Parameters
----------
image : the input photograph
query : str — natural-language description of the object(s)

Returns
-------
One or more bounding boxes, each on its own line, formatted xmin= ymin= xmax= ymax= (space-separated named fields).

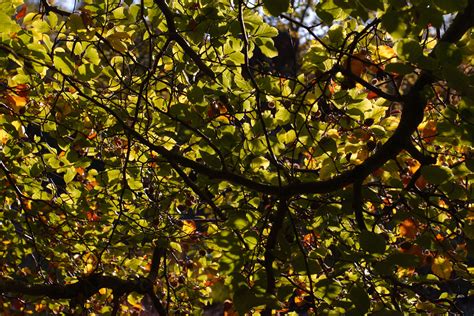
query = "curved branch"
xmin=0 ymin=274 xmax=167 ymax=315
xmin=8 ymin=0 xmax=473 ymax=199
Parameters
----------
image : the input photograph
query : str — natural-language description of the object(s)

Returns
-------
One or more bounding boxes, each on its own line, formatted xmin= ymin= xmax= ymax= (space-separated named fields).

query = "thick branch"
xmin=0 ymin=275 xmax=166 ymax=315
xmin=8 ymin=0 xmax=473 ymax=199
xmin=405 ymin=142 xmax=436 ymax=166
xmin=1 ymin=275 xmax=140 ymax=299
xmin=148 ymin=246 xmax=165 ymax=281
xmin=262 ymin=199 xmax=288 ymax=314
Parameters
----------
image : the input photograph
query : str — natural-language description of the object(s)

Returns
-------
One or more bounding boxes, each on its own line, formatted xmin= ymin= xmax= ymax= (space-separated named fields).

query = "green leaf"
xmin=229 ymin=213 xmax=249 ymax=230
xmin=277 ymin=130 xmax=296 ymax=145
xmin=349 ymin=285 xmax=370 ymax=314
xmin=250 ymin=156 xmax=270 ymax=171
xmin=316 ymin=0 xmax=347 ymax=23
xmin=394 ymin=39 xmax=423 ymax=62
xmin=256 ymin=37 xmax=278 ymax=58
xmin=84 ymin=46 xmax=101 ymax=65
xmin=107 ymin=32 xmax=130 ymax=53
xmin=64 ymin=167 xmax=77 ymax=184
xmin=53 ymin=53 xmax=75 ymax=76
xmin=327 ymin=24 xmax=344 ymax=45
xmin=435 ymin=42 xmax=462 ymax=66
xmin=263 ymin=0 xmax=290 ymax=16
xmin=381 ymin=10 xmax=407 ymax=39
xmin=387 ymin=253 xmax=420 ymax=268
xmin=420 ymin=165 xmax=453 ymax=185
xmin=464 ymin=222 xmax=474 ymax=239
xmin=358 ymin=0 xmax=383 ymax=11
xmin=385 ymin=62 xmax=414 ymax=75
xmin=253 ymin=23 xmax=279 ymax=38
xmin=359 ymin=232 xmax=386 ymax=254
xmin=0 ymin=13 xmax=20 ymax=36
xmin=441 ymin=65 xmax=470 ymax=92
xmin=433 ymin=0 xmax=467 ymax=12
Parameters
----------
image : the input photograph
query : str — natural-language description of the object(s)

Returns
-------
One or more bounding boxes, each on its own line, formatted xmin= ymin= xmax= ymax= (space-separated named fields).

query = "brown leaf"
xmin=399 ymin=218 xmax=418 ymax=239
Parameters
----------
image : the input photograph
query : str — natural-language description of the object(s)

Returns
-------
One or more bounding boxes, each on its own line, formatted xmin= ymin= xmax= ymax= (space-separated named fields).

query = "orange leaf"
xmin=15 ymin=84 xmax=29 ymax=96
xmin=367 ymin=90 xmax=378 ymax=99
xmin=399 ymin=243 xmax=423 ymax=260
xmin=75 ymin=167 xmax=86 ymax=177
xmin=399 ymin=218 xmax=418 ymax=239
xmin=85 ymin=180 xmax=98 ymax=191
xmin=294 ymin=295 xmax=305 ymax=306
xmin=419 ymin=120 xmax=437 ymax=143
xmin=35 ymin=303 xmax=46 ymax=312
xmin=86 ymin=211 xmax=100 ymax=222
xmin=87 ymin=130 xmax=97 ymax=140
xmin=407 ymin=159 xmax=421 ymax=174
xmin=397 ymin=266 xmax=415 ymax=278
xmin=303 ymin=233 xmax=315 ymax=247
xmin=5 ymin=94 xmax=27 ymax=113
xmin=16 ymin=4 xmax=27 ymax=20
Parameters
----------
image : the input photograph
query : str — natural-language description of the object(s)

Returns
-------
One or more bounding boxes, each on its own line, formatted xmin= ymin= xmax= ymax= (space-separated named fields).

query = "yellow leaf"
xmin=397 ymin=266 xmax=415 ymax=278
xmin=377 ymin=45 xmax=397 ymax=60
xmin=182 ymin=220 xmax=196 ymax=235
xmin=35 ymin=303 xmax=46 ymax=312
xmin=83 ymin=252 xmax=97 ymax=264
xmin=431 ymin=256 xmax=453 ymax=279
xmin=83 ymin=252 xmax=98 ymax=275
xmin=127 ymin=293 xmax=144 ymax=310
xmin=84 ymin=263 xmax=95 ymax=275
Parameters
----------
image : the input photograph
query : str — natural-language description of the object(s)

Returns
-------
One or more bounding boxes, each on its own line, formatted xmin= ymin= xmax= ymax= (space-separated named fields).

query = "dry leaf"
xmin=399 ymin=218 xmax=418 ymax=239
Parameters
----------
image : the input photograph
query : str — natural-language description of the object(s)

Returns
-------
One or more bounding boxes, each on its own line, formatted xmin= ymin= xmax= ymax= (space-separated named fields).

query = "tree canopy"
xmin=1 ymin=0 xmax=474 ymax=314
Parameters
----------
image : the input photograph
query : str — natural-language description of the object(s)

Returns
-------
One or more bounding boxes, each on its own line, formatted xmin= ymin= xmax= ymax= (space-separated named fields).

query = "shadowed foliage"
xmin=1 ymin=0 xmax=474 ymax=314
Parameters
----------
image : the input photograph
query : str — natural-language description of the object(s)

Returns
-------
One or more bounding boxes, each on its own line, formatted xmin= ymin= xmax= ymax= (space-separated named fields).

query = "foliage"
xmin=0 ymin=0 xmax=474 ymax=314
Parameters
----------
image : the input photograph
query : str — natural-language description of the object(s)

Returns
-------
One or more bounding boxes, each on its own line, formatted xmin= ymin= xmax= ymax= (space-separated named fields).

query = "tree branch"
xmin=8 ymin=0 xmax=474 ymax=200
xmin=353 ymin=179 xmax=368 ymax=231
xmin=0 ymin=274 xmax=167 ymax=315
xmin=148 ymin=246 xmax=165 ymax=281
xmin=154 ymin=0 xmax=215 ymax=79
xmin=334 ymin=64 xmax=401 ymax=102
xmin=262 ymin=199 xmax=288 ymax=315
xmin=405 ymin=142 xmax=436 ymax=166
